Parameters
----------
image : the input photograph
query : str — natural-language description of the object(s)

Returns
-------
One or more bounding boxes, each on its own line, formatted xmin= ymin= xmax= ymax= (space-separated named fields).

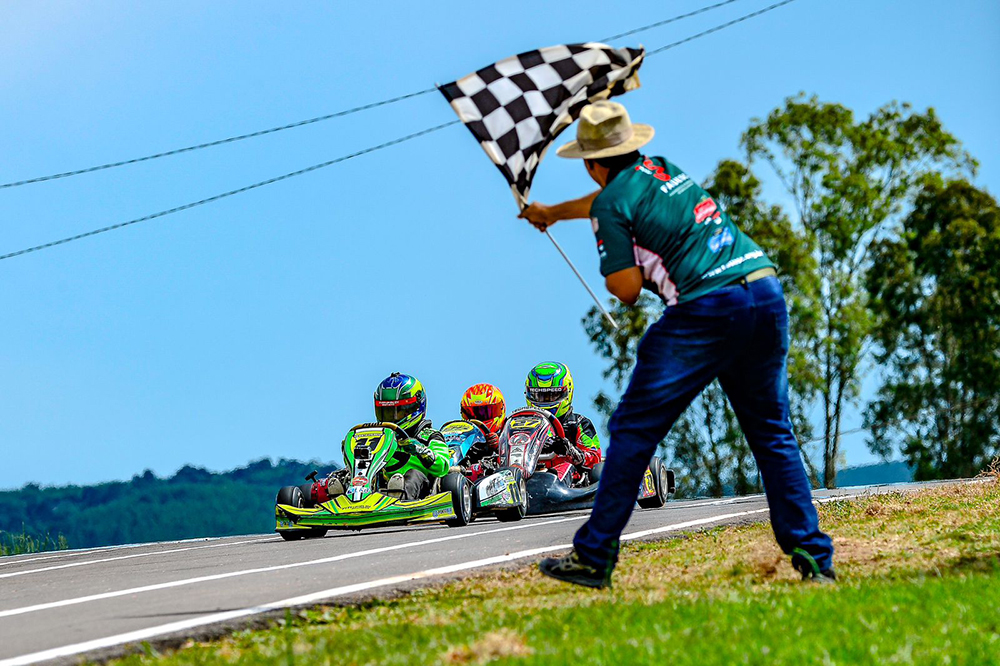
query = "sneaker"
xmin=791 ymin=548 xmax=837 ymax=584
xmin=539 ymin=550 xmax=611 ymax=589
xmin=327 ymin=478 xmax=346 ymax=497
xmin=386 ymin=473 xmax=405 ymax=499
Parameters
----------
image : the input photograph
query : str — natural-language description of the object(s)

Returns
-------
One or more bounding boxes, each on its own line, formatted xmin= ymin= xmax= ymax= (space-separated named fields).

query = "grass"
xmin=112 ymin=472 xmax=1000 ymax=666
xmin=0 ymin=528 xmax=69 ymax=556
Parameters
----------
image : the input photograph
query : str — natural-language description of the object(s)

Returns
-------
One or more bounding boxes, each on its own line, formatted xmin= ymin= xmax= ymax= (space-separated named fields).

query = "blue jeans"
xmin=573 ymin=276 xmax=834 ymax=572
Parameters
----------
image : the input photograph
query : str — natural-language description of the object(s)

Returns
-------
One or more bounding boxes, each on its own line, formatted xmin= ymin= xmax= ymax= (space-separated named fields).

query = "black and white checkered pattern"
xmin=440 ymin=43 xmax=644 ymax=207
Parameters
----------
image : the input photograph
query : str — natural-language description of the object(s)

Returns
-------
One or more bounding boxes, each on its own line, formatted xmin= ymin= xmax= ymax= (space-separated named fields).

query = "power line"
xmin=0 ymin=88 xmax=437 ymax=190
xmin=0 ymin=0 xmax=802 ymax=262
xmin=0 ymin=121 xmax=458 ymax=262
xmin=599 ymin=0 xmax=745 ymax=41
xmin=1 ymin=0 xmax=750 ymax=191
xmin=647 ymin=0 xmax=801 ymax=55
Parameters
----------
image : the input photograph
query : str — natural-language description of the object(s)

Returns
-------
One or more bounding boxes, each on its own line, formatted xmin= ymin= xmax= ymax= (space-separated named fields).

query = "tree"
xmin=743 ymin=95 xmax=973 ymax=486
xmin=865 ymin=178 xmax=1000 ymax=479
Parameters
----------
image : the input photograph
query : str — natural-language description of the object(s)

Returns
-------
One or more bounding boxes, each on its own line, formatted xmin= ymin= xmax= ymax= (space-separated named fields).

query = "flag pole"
xmin=543 ymin=228 xmax=619 ymax=329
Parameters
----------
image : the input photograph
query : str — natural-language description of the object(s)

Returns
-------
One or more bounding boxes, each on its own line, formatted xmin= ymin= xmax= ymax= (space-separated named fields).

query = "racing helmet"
xmin=525 ymin=362 xmax=574 ymax=418
xmin=460 ymin=383 xmax=506 ymax=433
xmin=374 ymin=372 xmax=427 ymax=433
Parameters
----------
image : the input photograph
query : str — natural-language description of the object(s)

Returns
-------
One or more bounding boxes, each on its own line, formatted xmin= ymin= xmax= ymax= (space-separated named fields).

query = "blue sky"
xmin=1 ymin=0 xmax=997 ymax=489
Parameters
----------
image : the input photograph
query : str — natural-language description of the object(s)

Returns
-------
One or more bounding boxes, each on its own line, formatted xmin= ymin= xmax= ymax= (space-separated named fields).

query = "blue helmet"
xmin=374 ymin=372 xmax=427 ymax=433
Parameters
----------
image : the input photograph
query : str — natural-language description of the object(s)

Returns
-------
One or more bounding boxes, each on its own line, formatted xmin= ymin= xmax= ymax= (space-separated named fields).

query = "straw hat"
xmin=556 ymin=101 xmax=654 ymax=159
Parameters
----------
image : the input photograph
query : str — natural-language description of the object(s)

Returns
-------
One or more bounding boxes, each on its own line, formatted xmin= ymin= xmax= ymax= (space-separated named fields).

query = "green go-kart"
xmin=274 ymin=422 xmax=473 ymax=540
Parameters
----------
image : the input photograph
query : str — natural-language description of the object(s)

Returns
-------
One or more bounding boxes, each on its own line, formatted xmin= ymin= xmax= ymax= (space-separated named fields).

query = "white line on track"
xmin=0 ymin=538 xmax=276 ymax=580
xmin=0 ymin=507 xmax=769 ymax=666
xmin=0 ymin=514 xmax=588 ymax=620
xmin=0 ymin=534 xmax=272 ymax=567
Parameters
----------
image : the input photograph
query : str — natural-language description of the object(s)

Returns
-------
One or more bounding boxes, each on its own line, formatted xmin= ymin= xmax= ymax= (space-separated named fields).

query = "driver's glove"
xmin=568 ymin=445 xmax=585 ymax=466
xmin=485 ymin=431 xmax=499 ymax=450
xmin=552 ymin=436 xmax=571 ymax=454
xmin=401 ymin=439 xmax=437 ymax=466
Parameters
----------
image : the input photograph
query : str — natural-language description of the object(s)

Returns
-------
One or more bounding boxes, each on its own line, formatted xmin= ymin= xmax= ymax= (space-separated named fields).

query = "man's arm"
xmin=605 ymin=267 xmax=643 ymax=306
xmin=518 ymin=191 xmax=601 ymax=232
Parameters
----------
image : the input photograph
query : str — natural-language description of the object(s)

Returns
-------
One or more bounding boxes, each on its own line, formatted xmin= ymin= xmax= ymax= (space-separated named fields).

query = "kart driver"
xmin=312 ymin=372 xmax=452 ymax=502
xmin=458 ymin=383 xmax=506 ymax=481
xmin=524 ymin=362 xmax=602 ymax=485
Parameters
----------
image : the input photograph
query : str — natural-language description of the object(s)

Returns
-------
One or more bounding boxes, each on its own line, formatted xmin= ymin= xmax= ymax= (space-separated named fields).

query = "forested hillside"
xmin=0 ymin=458 xmax=335 ymax=550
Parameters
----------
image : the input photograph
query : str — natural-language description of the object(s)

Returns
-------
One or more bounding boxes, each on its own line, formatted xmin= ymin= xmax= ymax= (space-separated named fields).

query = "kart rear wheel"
xmin=495 ymin=470 xmax=527 ymax=522
xmin=276 ymin=485 xmax=328 ymax=540
xmin=441 ymin=472 xmax=473 ymax=527
xmin=637 ymin=457 xmax=670 ymax=509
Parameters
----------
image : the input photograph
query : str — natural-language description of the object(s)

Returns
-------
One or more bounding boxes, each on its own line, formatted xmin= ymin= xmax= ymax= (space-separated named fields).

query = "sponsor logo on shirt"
xmin=708 ymin=227 xmax=735 ymax=254
xmin=694 ymin=196 xmax=722 ymax=225
xmin=659 ymin=173 xmax=693 ymax=196
xmin=636 ymin=159 xmax=695 ymax=196
xmin=701 ymin=250 xmax=765 ymax=280
xmin=597 ymin=238 xmax=607 ymax=259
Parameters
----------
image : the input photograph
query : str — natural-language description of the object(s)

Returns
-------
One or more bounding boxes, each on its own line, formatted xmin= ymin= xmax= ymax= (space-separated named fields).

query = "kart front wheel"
xmin=276 ymin=485 xmax=328 ymax=540
xmin=495 ymin=469 xmax=527 ymax=522
xmin=441 ymin=472 xmax=473 ymax=527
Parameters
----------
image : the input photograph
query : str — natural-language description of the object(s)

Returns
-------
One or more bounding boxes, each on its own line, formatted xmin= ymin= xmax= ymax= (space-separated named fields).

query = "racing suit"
xmin=382 ymin=419 xmax=452 ymax=500
xmin=461 ymin=426 xmax=501 ymax=482
xmin=544 ymin=409 xmax=602 ymax=485
xmin=312 ymin=419 xmax=451 ymax=503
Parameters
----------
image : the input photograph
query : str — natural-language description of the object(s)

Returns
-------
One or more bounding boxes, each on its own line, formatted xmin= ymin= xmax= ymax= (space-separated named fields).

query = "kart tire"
xmin=495 ymin=470 xmax=527 ymax=523
xmin=588 ymin=461 xmax=605 ymax=485
xmin=637 ymin=457 xmax=670 ymax=509
xmin=298 ymin=483 xmax=316 ymax=507
xmin=276 ymin=486 xmax=327 ymax=540
xmin=442 ymin=472 xmax=473 ymax=527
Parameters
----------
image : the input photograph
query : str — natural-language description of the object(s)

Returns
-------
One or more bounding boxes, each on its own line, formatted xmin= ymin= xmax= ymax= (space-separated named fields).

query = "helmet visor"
xmin=375 ymin=396 xmax=420 ymax=425
xmin=462 ymin=403 xmax=504 ymax=424
xmin=526 ymin=385 xmax=568 ymax=407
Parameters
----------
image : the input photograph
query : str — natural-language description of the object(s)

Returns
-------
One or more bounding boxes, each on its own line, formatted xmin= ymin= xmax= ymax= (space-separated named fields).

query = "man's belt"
xmin=731 ymin=267 xmax=777 ymax=286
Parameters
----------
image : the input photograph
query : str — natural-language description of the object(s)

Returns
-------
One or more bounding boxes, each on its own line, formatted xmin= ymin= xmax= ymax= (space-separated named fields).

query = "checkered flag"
xmin=440 ymin=43 xmax=644 ymax=208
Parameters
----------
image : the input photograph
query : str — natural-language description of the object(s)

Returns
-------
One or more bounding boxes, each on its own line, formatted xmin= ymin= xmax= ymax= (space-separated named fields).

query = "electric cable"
xmin=0 ymin=89 xmax=437 ymax=190
xmin=0 ymin=121 xmax=458 ymax=262
xmin=1 ymin=0 xmax=752 ymax=191
xmin=0 ymin=0 xmax=804 ymax=262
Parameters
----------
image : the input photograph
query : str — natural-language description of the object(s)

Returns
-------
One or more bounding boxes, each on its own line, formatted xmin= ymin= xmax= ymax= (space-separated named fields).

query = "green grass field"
xmin=113 ymin=473 xmax=1000 ymax=665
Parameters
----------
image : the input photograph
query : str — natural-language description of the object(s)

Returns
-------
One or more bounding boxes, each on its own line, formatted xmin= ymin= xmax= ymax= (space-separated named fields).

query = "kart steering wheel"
xmin=509 ymin=407 xmax=566 ymax=439
xmin=464 ymin=419 xmax=492 ymax=439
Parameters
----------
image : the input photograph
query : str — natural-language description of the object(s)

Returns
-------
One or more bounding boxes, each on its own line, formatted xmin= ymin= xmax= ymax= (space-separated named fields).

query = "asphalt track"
xmin=0 ymin=481 xmax=950 ymax=665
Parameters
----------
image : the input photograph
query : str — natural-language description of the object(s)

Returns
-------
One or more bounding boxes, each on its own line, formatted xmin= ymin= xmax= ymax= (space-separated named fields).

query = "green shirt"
xmin=591 ymin=155 xmax=774 ymax=305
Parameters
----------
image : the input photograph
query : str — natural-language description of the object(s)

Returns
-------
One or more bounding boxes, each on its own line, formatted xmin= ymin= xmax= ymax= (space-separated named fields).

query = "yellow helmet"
xmin=525 ymin=362 xmax=574 ymax=418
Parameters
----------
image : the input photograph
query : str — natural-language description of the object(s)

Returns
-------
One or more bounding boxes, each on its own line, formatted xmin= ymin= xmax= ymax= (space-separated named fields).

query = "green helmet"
xmin=374 ymin=372 xmax=427 ymax=433
xmin=525 ymin=362 xmax=574 ymax=419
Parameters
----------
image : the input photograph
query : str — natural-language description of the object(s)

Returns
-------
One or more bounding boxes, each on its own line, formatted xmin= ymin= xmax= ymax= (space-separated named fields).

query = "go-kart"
xmin=440 ymin=418 xmax=527 ymax=522
xmin=472 ymin=407 xmax=675 ymax=519
xmin=274 ymin=421 xmax=473 ymax=540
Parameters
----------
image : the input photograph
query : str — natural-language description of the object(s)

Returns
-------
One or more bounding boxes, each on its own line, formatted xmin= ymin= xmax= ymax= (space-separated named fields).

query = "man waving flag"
xmin=440 ymin=43 xmax=644 ymax=327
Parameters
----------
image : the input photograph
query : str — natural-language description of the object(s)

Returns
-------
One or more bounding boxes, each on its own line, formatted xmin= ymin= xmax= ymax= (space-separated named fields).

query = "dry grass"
xmin=443 ymin=629 xmax=534 ymax=664
xmin=432 ymin=475 xmax=1000 ymax=607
